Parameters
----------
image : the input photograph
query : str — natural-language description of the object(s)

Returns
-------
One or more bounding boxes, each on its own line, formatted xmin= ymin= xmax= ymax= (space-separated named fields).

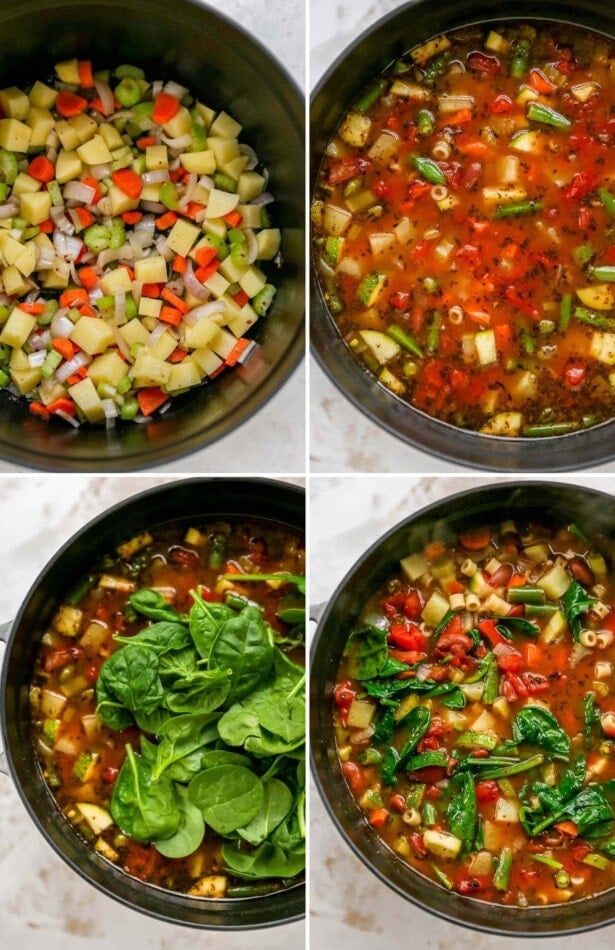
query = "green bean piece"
xmin=524 ymin=603 xmax=558 ymax=618
xmin=559 ymin=293 xmax=572 ymax=332
xmin=521 ymin=331 xmax=534 ymax=354
xmin=494 ymin=848 xmax=513 ymax=892
xmin=424 ymin=52 xmax=451 ymax=86
xmin=507 ymin=586 xmax=546 ymax=605
xmin=591 ymin=265 xmax=615 ymax=282
xmin=430 ymin=863 xmax=454 ymax=890
xmin=426 ymin=312 xmax=441 ymax=354
xmin=510 ymin=38 xmax=532 ymax=78
xmin=522 ymin=422 xmax=579 ymax=437
xmin=387 ymin=325 xmax=424 ymax=359
xmin=417 ymin=109 xmax=435 ymax=136
xmin=483 ymin=657 xmax=499 ymax=705
xmin=574 ymin=307 xmax=615 ymax=331
xmin=412 ymin=154 xmax=446 ymax=185
xmin=475 ymin=752 xmax=544 ymax=780
xmin=355 ymin=79 xmax=388 ymax=114
xmin=598 ymin=187 xmax=615 ymax=218
xmin=208 ymin=532 xmax=228 ymax=569
xmin=526 ymin=101 xmax=571 ymax=130
xmin=493 ymin=200 xmax=543 ymax=219
xmin=531 ymin=853 xmax=563 ymax=870
xmin=227 ymin=884 xmax=277 ymax=897
xmin=455 ymin=731 xmax=498 ymax=751
xmin=555 ymin=870 xmax=572 ymax=889
xmin=422 ymin=802 xmax=437 ymax=826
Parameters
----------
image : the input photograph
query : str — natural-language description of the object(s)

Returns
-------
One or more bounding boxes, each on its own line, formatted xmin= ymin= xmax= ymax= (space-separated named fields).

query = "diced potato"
xmin=76 ymin=134 xmax=113 ymax=165
xmin=180 ymin=150 xmax=216 ymax=175
xmin=55 ymin=120 xmax=81 ymax=151
xmin=400 ymin=552 xmax=428 ymax=581
xmin=423 ymin=829 xmax=462 ymax=859
xmin=119 ymin=319 xmax=149 ymax=349
xmin=3 ymin=266 xmax=29 ymax=297
xmin=26 ymin=107 xmax=55 ymax=148
xmin=55 ymin=148 xmax=82 ymax=184
xmin=410 ymin=34 xmax=451 ymax=64
xmin=192 ymin=345 xmax=224 ymax=376
xmin=208 ymin=326 xmax=237 ymax=360
xmin=94 ymin=837 xmax=119 ymax=862
xmin=20 ymin=190 xmax=52 ymax=226
xmin=29 ymin=80 xmax=57 ymax=110
xmin=368 ymin=132 xmax=400 ymax=162
xmin=237 ymin=171 xmax=265 ymax=202
xmin=393 ymin=694 xmax=419 ymax=722
xmin=98 ymin=574 xmax=136 ymax=592
xmin=480 ymin=412 xmax=523 ymax=436
xmin=55 ymin=58 xmax=80 ymax=84
xmin=40 ymin=689 xmax=67 ymax=718
xmin=99 ymin=266 xmax=133 ymax=297
xmin=421 ymin=590 xmax=450 ymax=627
xmin=589 ymin=331 xmax=615 ymax=365
xmin=145 ymin=144 xmax=169 ymax=170
xmin=188 ymin=875 xmax=228 ymax=897
xmin=68 ymin=112 xmax=98 ymax=145
xmin=75 ymin=802 xmax=113 ymax=834
xmin=206 ymin=188 xmax=240 ymax=219
xmin=162 ymin=105 xmax=192 ymax=139
xmin=324 ymin=204 xmax=352 ymax=237
xmin=203 ymin=271 xmax=230 ymax=298
xmin=107 ymin=184 xmax=139 ymax=216
xmin=166 ymin=218 xmax=201 ymax=257
xmin=52 ymin=604 xmax=83 ymax=637
xmin=207 ymin=136 xmax=240 ymax=166
xmin=0 ymin=307 xmax=36 ymax=348
xmin=68 ymin=377 xmax=106 ymax=423
xmin=98 ymin=122 xmax=124 ymax=150
xmin=0 ymin=87 xmax=29 ymax=120
xmin=184 ymin=317 xmax=219 ymax=350
xmin=256 ymin=228 xmax=281 ymax=260
xmin=88 ymin=351 xmax=129 ymax=388
xmin=194 ymin=102 xmax=216 ymax=129
xmin=238 ymin=266 xmax=267 ymax=298
xmin=134 ymin=255 xmax=168 ymax=285
xmin=130 ymin=349 xmax=171 ymax=388
xmin=70 ymin=317 xmax=115 ymax=355
xmin=347 ymin=699 xmax=375 ymax=729
xmin=117 ymin=532 xmax=153 ymax=559
xmin=358 ymin=329 xmax=400 ymax=364
xmin=339 ymin=112 xmax=372 ymax=148
xmin=14 ymin=242 xmax=38 ymax=277
xmin=0 ymin=118 xmax=31 ymax=152
xmin=209 ymin=110 xmax=242 ymax=139
xmin=219 ymin=255 xmax=248 ymax=284
xmin=236 ymin=204 xmax=262 ymax=229
xmin=166 ymin=357 xmax=203 ymax=393
xmin=138 ymin=296 xmax=163 ymax=319
xmin=538 ymin=562 xmax=571 ymax=600
xmin=577 ymin=285 xmax=614 ymax=310
xmin=227 ymin=303 xmax=258 ymax=338
xmin=390 ymin=80 xmax=431 ymax=99
xmin=494 ymin=797 xmax=520 ymax=823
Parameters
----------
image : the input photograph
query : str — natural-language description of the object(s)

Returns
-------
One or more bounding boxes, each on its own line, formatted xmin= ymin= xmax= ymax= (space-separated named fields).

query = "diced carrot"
xmin=141 ymin=283 xmax=162 ymax=298
xmin=29 ymin=401 xmax=50 ymax=421
xmin=79 ymin=303 xmax=97 ymax=318
xmin=466 ymin=309 xmax=491 ymax=327
xmin=136 ymin=136 xmax=156 ymax=150
xmin=80 ymin=176 xmax=102 ymax=203
xmin=446 ymin=108 xmax=473 ymax=125
xmin=77 ymin=60 xmax=95 ymax=89
xmin=51 ymin=338 xmax=76 ymax=360
xmin=225 ymin=338 xmax=250 ymax=367
xmin=424 ymin=540 xmax=446 ymax=561
xmin=155 ymin=210 xmax=177 ymax=230
xmin=112 ymin=168 xmax=142 ymax=200
xmin=78 ymin=266 xmax=99 ymax=290
xmin=18 ymin=302 xmax=45 ymax=315
xmin=225 ymin=562 xmax=242 ymax=574
xmin=369 ymin=808 xmax=389 ymax=828
xmin=38 ymin=218 xmax=54 ymax=233
xmin=172 ymin=254 xmax=186 ymax=274
xmin=56 ymin=90 xmax=88 ymax=117
xmin=494 ymin=323 xmax=513 ymax=348
xmin=195 ymin=260 xmax=220 ymax=283
xmin=167 ymin=347 xmax=188 ymax=364
xmin=121 ymin=210 xmax=142 ymax=225
xmin=529 ymin=68 xmax=556 ymax=94
xmin=161 ymin=287 xmax=189 ymax=313
xmin=59 ymin=287 xmax=89 ymax=309
xmin=27 ymin=155 xmax=55 ymax=183
xmin=169 ymin=166 xmax=187 ymax=183
xmin=459 ymin=140 xmax=489 ymax=156
xmin=223 ymin=210 xmax=243 ymax=228
xmin=67 ymin=367 xmax=88 ymax=385
xmin=501 ymin=242 xmax=519 ymax=260
xmin=159 ymin=305 xmax=182 ymax=326
xmin=445 ymin=578 xmax=466 ymax=595
xmin=183 ymin=201 xmax=205 ymax=220
xmin=232 ymin=289 xmax=250 ymax=308
xmin=152 ymin=91 xmax=180 ymax=124
xmin=507 ymin=574 xmax=527 ymax=588
xmin=554 ymin=820 xmax=579 ymax=837
xmin=459 ymin=528 xmax=491 ymax=551
xmin=88 ymin=97 xmax=105 ymax=114
xmin=523 ymin=642 xmax=542 ymax=668
xmin=194 ymin=245 xmax=218 ymax=267
xmin=137 ymin=387 xmax=169 ymax=416
xmin=47 ymin=397 xmax=76 ymax=416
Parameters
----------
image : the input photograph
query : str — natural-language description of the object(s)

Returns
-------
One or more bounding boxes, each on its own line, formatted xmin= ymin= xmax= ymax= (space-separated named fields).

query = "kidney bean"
xmin=342 ymin=761 xmax=366 ymax=796
xmin=569 ymin=557 xmax=594 ymax=587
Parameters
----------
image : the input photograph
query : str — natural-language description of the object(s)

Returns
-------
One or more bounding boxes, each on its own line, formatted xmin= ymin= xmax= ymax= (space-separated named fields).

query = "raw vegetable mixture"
xmin=313 ymin=22 xmax=615 ymax=436
xmin=0 ymin=58 xmax=280 ymax=426
xmin=334 ymin=518 xmax=615 ymax=906
xmin=31 ymin=520 xmax=305 ymax=897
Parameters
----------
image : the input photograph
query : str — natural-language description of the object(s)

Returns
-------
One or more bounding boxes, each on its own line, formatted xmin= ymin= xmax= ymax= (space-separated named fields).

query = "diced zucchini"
xmin=43 ymin=718 xmax=60 ymax=745
xmin=494 ymin=797 xmax=520 ymax=824
xmin=523 ymin=542 xmax=550 ymax=564
xmin=421 ymin=590 xmax=450 ymax=628
xmin=73 ymin=751 xmax=99 ymax=783
xmin=379 ymin=367 xmax=405 ymax=395
xmin=393 ymin=694 xmax=419 ymax=722
xmin=577 ymin=285 xmax=614 ymax=311
xmin=423 ymin=828 xmax=462 ymax=860
xmin=357 ymin=274 xmax=387 ymax=307
xmin=116 ymin=532 xmax=153 ymax=559
xmin=484 ymin=30 xmax=508 ymax=52
xmin=400 ymin=552 xmax=428 ymax=582
xmin=468 ymin=571 xmax=494 ymax=597
xmin=475 ymin=328 xmax=497 ymax=366
xmin=52 ymin=604 xmax=83 ymax=637
xmin=537 ymin=563 xmax=571 ymax=600
xmin=339 ymin=112 xmax=372 ymax=148
xmin=74 ymin=802 xmax=113 ymax=834
xmin=461 ymin=682 xmax=484 ymax=703
xmin=590 ymin=332 xmax=615 ymax=366
xmin=541 ymin=608 xmax=567 ymax=643
xmin=358 ymin=329 xmax=399 ymax=364
xmin=589 ymin=553 xmax=607 ymax=577
xmin=480 ymin=412 xmax=523 ymax=436
xmin=94 ymin=837 xmax=119 ymax=862
xmin=509 ymin=129 xmax=541 ymax=153
xmin=323 ymin=203 xmax=352 ymax=237
xmin=347 ymin=699 xmax=376 ymax=729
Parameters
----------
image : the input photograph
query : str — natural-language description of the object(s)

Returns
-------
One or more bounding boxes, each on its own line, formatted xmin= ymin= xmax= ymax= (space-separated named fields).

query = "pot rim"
xmin=310 ymin=479 xmax=615 ymax=936
xmin=310 ymin=1 xmax=615 ymax=472
xmin=1 ymin=476 xmax=305 ymax=929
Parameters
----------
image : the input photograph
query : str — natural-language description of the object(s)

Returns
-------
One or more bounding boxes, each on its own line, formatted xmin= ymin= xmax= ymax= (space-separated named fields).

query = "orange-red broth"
xmin=30 ymin=520 xmax=304 ymax=895
xmin=313 ymin=23 xmax=615 ymax=435
xmin=334 ymin=522 xmax=615 ymax=907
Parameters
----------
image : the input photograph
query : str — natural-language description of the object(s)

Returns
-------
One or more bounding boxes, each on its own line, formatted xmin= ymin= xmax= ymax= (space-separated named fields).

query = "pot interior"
xmin=0 ymin=0 xmax=304 ymax=471
xmin=311 ymin=482 xmax=615 ymax=935
xmin=2 ymin=478 xmax=305 ymax=928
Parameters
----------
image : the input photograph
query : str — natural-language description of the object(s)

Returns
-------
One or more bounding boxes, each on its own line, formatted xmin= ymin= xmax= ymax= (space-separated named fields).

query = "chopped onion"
xmin=416 ymin=663 xmax=432 ymax=682
xmin=244 ymin=228 xmax=258 ymax=264
xmin=97 ymin=247 xmax=122 ymax=268
xmin=112 ymin=327 xmax=131 ymax=361
xmin=237 ymin=340 xmax=258 ymax=365
xmin=114 ymin=290 xmax=126 ymax=323
xmin=131 ymin=278 xmax=142 ymax=305
xmin=63 ymin=180 xmax=96 ymax=204
xmin=198 ymin=174 xmax=214 ymax=190
xmin=493 ymin=641 xmax=517 ymax=657
xmin=36 ymin=246 xmax=55 ymax=270
xmin=89 ymin=287 xmax=104 ymax=302
xmin=141 ymin=200 xmax=166 ymax=214
xmin=51 ymin=312 xmax=75 ymax=339
xmin=56 ymin=351 xmax=91 ymax=383
xmin=94 ymin=79 xmax=114 ymax=116
xmin=147 ymin=323 xmax=167 ymax=348
xmin=64 ymin=235 xmax=84 ymax=261
xmin=0 ymin=200 xmax=18 ymax=219
xmin=183 ymin=300 xmax=226 ymax=325
xmin=134 ymin=214 xmax=156 ymax=234
xmin=53 ymin=231 xmax=67 ymax=258
xmin=349 ymin=726 xmax=374 ymax=746
xmin=251 ymin=191 xmax=274 ymax=207
xmin=55 ymin=409 xmax=80 ymax=428
xmin=163 ymin=79 xmax=188 ymax=100
xmin=101 ymin=398 xmax=118 ymax=419
xmin=438 ymin=94 xmax=475 ymax=113
xmin=50 ymin=205 xmax=75 ymax=234
xmin=178 ymin=172 xmax=197 ymax=209
xmin=28 ymin=350 xmax=47 ymax=368
xmin=239 ymin=143 xmax=258 ymax=170
xmin=89 ymin=162 xmax=111 ymax=181
xmin=183 ymin=259 xmax=210 ymax=300
xmin=160 ymin=131 xmax=193 ymax=150
xmin=30 ymin=330 xmax=51 ymax=351
xmin=141 ymin=169 xmax=170 ymax=185
xmin=155 ymin=236 xmax=174 ymax=261
xmin=152 ymin=79 xmax=163 ymax=97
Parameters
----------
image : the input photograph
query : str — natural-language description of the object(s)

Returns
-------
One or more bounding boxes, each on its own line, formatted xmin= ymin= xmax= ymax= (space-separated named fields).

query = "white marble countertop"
xmin=0 ymin=0 xmax=305 ymax=477
xmin=309 ymin=0 xmax=614 ymax=474
xmin=310 ymin=473 xmax=615 ymax=949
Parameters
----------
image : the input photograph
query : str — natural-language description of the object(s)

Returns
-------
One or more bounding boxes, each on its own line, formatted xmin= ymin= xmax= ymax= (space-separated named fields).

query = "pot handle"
xmin=309 ymin=601 xmax=327 ymax=625
xmin=0 ymin=619 xmax=10 ymax=776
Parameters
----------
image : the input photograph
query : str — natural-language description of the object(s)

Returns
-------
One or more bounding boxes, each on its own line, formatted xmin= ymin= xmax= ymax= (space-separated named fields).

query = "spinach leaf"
xmin=558 ymin=786 xmax=613 ymax=835
xmin=512 ymin=705 xmax=570 ymax=760
xmin=380 ymin=748 xmax=400 ymax=786
xmin=221 ymin=841 xmax=305 ymax=880
xmin=111 ymin=744 xmax=180 ymax=843
xmin=210 ymin=605 xmax=274 ymax=703
xmin=398 ymin=706 xmax=431 ymax=769
xmin=95 ymin=676 xmax=134 ymax=730
xmin=113 ymin=621 xmax=191 ymax=654
xmin=159 ymin=647 xmax=201 ymax=685
xmin=345 ymin=625 xmax=388 ymax=680
xmin=365 ymin=677 xmax=465 ymax=706
xmin=447 ymin=771 xmax=477 ymax=851
xmin=188 ymin=764 xmax=264 ymax=835
xmin=372 ymin=707 xmax=396 ymax=745
xmin=271 ymin=789 xmax=305 ymax=855
xmin=134 ymin=706 xmax=172 ymax=735
xmin=166 ymin=668 xmax=232 ymax=715
xmin=584 ymin=692 xmax=600 ymax=750
xmin=237 ymin=778 xmax=293 ymax=846
xmin=97 ymin=645 xmax=164 ymax=718
xmin=151 ymin=712 xmax=221 ymax=781
xmin=189 ymin=588 xmax=233 ymax=660
xmin=494 ymin=617 xmax=539 ymax=638
xmin=561 ymin=580 xmax=596 ymax=642
xmin=129 ymin=589 xmax=185 ymax=623
xmin=200 ymin=749 xmax=251 ymax=770
xmin=153 ymin=785 xmax=205 ymax=859
xmin=379 ymin=657 xmax=411 ymax=677
xmin=520 ymin=756 xmax=598 ymax=836
xmin=221 ymin=572 xmax=306 ymax=595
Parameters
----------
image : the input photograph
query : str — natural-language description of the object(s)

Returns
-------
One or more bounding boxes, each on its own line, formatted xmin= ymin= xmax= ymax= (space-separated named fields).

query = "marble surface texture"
xmin=0 ymin=0 xmax=305 ymax=477
xmin=310 ymin=473 xmax=615 ymax=949
xmin=309 ymin=0 xmax=614 ymax=473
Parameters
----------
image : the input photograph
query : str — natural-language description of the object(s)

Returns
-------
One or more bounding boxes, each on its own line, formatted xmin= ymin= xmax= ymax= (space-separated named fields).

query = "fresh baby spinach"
xmin=111 ymin=744 xmax=179 ymax=843
xmin=188 ymin=764 xmax=264 ymax=835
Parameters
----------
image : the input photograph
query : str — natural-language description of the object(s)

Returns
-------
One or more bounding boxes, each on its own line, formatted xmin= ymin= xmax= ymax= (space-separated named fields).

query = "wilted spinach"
xmin=561 ymin=580 xmax=596 ymax=641
xmin=345 ymin=625 xmax=388 ymax=680
xmin=96 ymin=645 xmax=164 ymax=719
xmin=447 ymin=771 xmax=477 ymax=851
xmin=512 ymin=706 xmax=570 ymax=761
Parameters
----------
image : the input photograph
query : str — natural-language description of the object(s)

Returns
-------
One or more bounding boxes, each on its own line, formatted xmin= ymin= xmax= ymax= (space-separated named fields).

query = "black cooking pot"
xmin=311 ymin=0 xmax=615 ymax=471
xmin=0 ymin=0 xmax=304 ymax=471
xmin=311 ymin=481 xmax=615 ymax=935
xmin=0 ymin=477 xmax=305 ymax=929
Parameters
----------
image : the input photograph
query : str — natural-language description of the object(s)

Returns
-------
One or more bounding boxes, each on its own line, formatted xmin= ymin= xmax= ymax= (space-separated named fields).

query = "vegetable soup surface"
xmin=334 ymin=518 xmax=615 ymax=906
xmin=313 ymin=22 xmax=615 ymax=437
xmin=0 ymin=58 xmax=280 ymax=427
xmin=31 ymin=519 xmax=305 ymax=898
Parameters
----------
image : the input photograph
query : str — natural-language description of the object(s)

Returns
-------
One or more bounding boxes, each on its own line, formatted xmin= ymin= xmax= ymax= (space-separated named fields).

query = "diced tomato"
xmin=501 ymin=678 xmax=518 ymax=703
xmin=43 ymin=646 xmax=81 ymax=671
xmin=403 ymin=590 xmax=423 ymax=620
xmin=389 ymin=290 xmax=410 ymax=311
xmin=564 ymin=362 xmax=586 ymax=387
xmin=490 ymin=93 xmax=514 ymax=115
xmin=505 ymin=285 xmax=541 ymax=319
xmin=83 ymin=663 xmax=100 ymax=683
xmin=506 ymin=671 xmax=529 ymax=698
xmin=556 ymin=59 xmax=577 ymax=75
xmin=605 ymin=246 xmax=615 ymax=265
xmin=571 ymin=843 xmax=592 ymax=863
xmin=476 ymin=779 xmax=500 ymax=803
xmin=562 ymin=168 xmax=598 ymax=201
xmin=478 ymin=618 xmax=506 ymax=647
xmin=327 ymin=156 xmax=371 ymax=186
xmin=520 ymin=671 xmax=550 ymax=695
xmin=388 ymin=623 xmax=426 ymax=651
xmin=123 ymin=842 xmax=158 ymax=881
xmin=333 ymin=681 xmax=356 ymax=709
xmin=496 ymin=651 xmax=524 ymax=673
xmin=409 ymin=832 xmax=427 ymax=856
xmin=373 ymin=179 xmax=392 ymax=198
xmin=467 ymin=51 xmax=501 ymax=74
xmin=102 ymin=766 xmax=119 ymax=783
xmin=418 ymin=735 xmax=441 ymax=752
xmin=342 ymin=761 xmax=366 ymax=796
xmin=457 ymin=877 xmax=491 ymax=896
